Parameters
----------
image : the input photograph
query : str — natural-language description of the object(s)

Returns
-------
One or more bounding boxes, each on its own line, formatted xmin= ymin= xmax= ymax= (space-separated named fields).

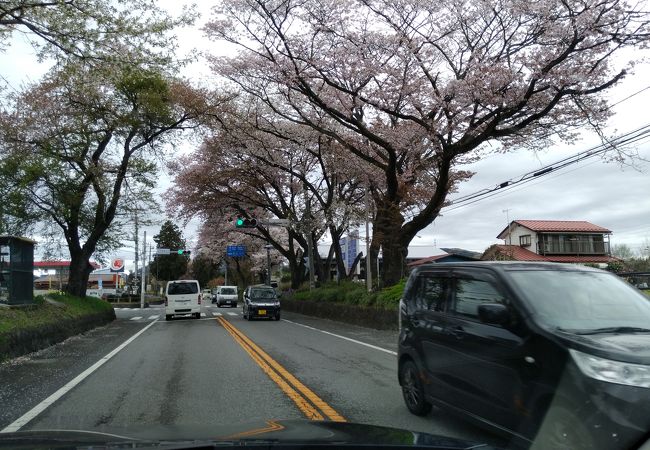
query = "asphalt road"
xmin=0 ymin=304 xmax=508 ymax=447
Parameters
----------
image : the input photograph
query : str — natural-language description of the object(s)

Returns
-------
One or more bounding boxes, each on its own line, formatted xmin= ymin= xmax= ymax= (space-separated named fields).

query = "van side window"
xmin=452 ymin=279 xmax=505 ymax=320
xmin=415 ymin=275 xmax=447 ymax=312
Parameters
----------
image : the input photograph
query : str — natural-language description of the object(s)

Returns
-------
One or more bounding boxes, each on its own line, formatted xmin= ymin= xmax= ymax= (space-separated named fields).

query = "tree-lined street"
xmin=0 ymin=309 xmax=506 ymax=446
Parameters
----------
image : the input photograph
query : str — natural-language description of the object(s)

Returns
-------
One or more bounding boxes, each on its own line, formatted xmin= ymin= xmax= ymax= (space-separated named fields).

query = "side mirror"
xmin=478 ymin=303 xmax=509 ymax=325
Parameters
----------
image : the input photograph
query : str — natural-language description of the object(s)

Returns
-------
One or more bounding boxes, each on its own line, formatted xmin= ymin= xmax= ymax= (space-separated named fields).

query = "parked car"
xmin=398 ymin=261 xmax=650 ymax=450
xmin=243 ymin=285 xmax=280 ymax=320
xmin=215 ymin=285 xmax=238 ymax=307
xmin=165 ymin=280 xmax=201 ymax=321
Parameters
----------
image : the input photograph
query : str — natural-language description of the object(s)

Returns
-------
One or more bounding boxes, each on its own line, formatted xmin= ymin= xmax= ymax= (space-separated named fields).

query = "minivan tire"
xmin=165 ymin=315 xmax=172 ymax=321
xmin=400 ymin=360 xmax=432 ymax=416
xmin=274 ymin=313 xmax=280 ymax=321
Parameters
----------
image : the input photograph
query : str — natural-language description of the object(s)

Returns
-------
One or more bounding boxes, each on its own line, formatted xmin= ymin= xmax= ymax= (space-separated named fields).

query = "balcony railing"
xmin=539 ymin=240 xmax=610 ymax=255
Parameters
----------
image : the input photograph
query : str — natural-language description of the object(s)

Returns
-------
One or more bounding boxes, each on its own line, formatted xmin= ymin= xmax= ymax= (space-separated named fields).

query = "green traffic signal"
xmin=177 ymin=249 xmax=183 ymax=255
xmin=235 ymin=217 xmax=257 ymax=228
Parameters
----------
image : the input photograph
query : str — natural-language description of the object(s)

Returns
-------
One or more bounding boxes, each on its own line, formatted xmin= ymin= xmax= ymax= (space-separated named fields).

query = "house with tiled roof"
xmin=483 ymin=220 xmax=619 ymax=265
xmin=407 ymin=248 xmax=483 ymax=268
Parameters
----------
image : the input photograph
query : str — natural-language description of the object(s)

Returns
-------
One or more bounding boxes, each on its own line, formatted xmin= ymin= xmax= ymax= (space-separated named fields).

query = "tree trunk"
xmin=348 ymin=252 xmax=363 ymax=278
xmin=329 ymin=225 xmax=347 ymax=281
xmin=375 ymin=199 xmax=406 ymax=287
xmin=65 ymin=250 xmax=94 ymax=298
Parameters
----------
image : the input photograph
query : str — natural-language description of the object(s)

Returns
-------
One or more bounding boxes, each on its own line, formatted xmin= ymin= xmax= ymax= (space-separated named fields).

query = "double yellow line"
xmin=217 ymin=317 xmax=346 ymax=422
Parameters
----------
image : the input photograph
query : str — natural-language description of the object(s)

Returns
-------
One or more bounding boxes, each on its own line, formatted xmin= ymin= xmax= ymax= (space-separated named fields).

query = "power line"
xmin=442 ymin=123 xmax=650 ymax=212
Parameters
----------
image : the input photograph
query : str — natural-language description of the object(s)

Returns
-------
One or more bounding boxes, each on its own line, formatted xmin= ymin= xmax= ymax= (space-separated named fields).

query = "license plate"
xmin=258 ymin=310 xmax=266 ymax=315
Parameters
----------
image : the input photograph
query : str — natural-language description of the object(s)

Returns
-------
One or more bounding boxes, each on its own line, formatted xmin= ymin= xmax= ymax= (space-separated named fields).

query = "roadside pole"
xmin=265 ymin=244 xmax=272 ymax=286
xmin=140 ymin=230 xmax=146 ymax=309
xmin=224 ymin=259 xmax=228 ymax=286
xmin=365 ymin=186 xmax=372 ymax=293
xmin=304 ymin=188 xmax=316 ymax=291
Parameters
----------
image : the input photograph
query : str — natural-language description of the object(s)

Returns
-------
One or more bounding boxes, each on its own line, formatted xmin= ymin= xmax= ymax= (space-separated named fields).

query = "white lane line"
xmin=147 ymin=315 xmax=158 ymax=320
xmin=281 ymin=319 xmax=397 ymax=356
xmin=226 ymin=312 xmax=237 ymax=316
xmin=201 ymin=312 xmax=207 ymax=317
xmin=214 ymin=312 xmax=222 ymax=316
xmin=130 ymin=316 xmax=143 ymax=321
xmin=1 ymin=319 xmax=159 ymax=433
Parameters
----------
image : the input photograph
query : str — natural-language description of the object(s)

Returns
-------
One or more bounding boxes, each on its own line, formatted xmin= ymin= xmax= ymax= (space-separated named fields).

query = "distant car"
xmin=215 ymin=285 xmax=238 ymax=307
xmin=398 ymin=262 xmax=650 ymax=450
xmin=165 ymin=280 xmax=201 ymax=321
xmin=243 ymin=285 xmax=280 ymax=321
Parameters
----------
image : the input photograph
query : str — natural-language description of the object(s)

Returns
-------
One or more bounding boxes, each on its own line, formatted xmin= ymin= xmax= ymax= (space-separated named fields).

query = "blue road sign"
xmin=227 ymin=245 xmax=246 ymax=257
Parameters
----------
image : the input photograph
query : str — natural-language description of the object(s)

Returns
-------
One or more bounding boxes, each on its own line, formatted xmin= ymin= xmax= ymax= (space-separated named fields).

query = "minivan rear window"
xmin=168 ymin=282 xmax=198 ymax=295
xmin=220 ymin=288 xmax=236 ymax=295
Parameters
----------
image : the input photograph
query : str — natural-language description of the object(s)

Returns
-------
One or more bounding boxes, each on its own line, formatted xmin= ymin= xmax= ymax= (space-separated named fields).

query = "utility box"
xmin=0 ymin=236 xmax=36 ymax=305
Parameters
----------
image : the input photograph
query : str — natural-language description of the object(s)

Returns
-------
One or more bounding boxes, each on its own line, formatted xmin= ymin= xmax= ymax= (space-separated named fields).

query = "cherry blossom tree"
xmin=0 ymin=61 xmax=224 ymax=298
xmin=0 ymin=0 xmax=194 ymax=62
xmin=195 ymin=214 xmax=287 ymax=288
xmin=167 ymin=100 xmax=369 ymax=286
xmin=205 ymin=0 xmax=650 ymax=285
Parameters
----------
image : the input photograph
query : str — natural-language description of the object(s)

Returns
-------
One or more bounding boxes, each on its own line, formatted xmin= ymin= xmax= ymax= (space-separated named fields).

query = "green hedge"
xmin=0 ymin=293 xmax=115 ymax=361
xmin=285 ymin=279 xmax=407 ymax=310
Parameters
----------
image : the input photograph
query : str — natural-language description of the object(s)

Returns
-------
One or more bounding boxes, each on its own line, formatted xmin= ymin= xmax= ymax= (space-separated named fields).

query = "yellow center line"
xmin=217 ymin=317 xmax=346 ymax=422
xmin=217 ymin=317 xmax=325 ymax=421
xmin=222 ymin=420 xmax=285 ymax=439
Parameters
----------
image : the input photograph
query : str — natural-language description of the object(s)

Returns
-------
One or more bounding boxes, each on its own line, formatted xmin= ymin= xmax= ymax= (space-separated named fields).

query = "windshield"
xmin=167 ymin=282 xmax=198 ymax=295
xmin=3 ymin=1 xmax=650 ymax=449
xmin=250 ymin=289 xmax=277 ymax=301
xmin=509 ymin=270 xmax=650 ymax=331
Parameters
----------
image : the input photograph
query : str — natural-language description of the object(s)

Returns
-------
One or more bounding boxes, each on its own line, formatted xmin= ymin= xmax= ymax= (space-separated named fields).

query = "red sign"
xmin=110 ymin=258 xmax=125 ymax=272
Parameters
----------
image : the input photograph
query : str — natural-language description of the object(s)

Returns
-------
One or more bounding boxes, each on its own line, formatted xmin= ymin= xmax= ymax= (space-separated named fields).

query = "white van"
xmin=215 ymin=285 xmax=238 ymax=307
xmin=165 ymin=280 xmax=201 ymax=320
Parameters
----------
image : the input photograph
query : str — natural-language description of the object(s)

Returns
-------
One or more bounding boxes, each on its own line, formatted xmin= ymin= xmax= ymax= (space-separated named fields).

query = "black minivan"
xmin=398 ymin=262 xmax=650 ymax=450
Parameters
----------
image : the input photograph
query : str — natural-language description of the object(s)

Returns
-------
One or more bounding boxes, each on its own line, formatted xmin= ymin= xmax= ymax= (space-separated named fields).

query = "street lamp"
xmin=265 ymin=244 xmax=273 ymax=286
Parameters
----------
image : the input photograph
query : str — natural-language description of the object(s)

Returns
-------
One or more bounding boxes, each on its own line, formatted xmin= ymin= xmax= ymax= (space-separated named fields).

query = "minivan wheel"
xmin=165 ymin=315 xmax=172 ymax=321
xmin=274 ymin=313 xmax=281 ymax=321
xmin=535 ymin=404 xmax=593 ymax=450
xmin=400 ymin=360 xmax=432 ymax=416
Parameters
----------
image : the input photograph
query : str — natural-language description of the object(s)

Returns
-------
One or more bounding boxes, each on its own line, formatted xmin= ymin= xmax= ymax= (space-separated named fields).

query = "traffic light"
xmin=177 ymin=249 xmax=191 ymax=255
xmin=235 ymin=216 xmax=257 ymax=228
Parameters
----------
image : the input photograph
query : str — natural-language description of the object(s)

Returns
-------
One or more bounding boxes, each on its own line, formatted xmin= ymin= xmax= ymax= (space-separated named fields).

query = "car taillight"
xmin=198 ymin=294 xmax=202 ymax=305
xmin=164 ymin=296 xmax=168 ymax=306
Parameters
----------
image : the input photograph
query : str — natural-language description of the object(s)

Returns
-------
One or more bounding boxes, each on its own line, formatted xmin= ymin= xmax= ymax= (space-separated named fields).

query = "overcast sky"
xmin=2 ymin=2 xmax=649 ymax=270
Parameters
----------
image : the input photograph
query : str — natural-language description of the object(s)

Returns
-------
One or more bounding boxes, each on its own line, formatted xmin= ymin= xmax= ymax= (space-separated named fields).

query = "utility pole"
xmin=365 ymin=185 xmax=372 ymax=293
xmin=224 ymin=259 xmax=228 ymax=286
xmin=303 ymin=184 xmax=315 ymax=290
xmin=134 ymin=213 xmax=139 ymax=290
xmin=148 ymin=244 xmax=152 ymax=295
xmin=265 ymin=244 xmax=272 ymax=286
xmin=140 ymin=230 xmax=146 ymax=309
xmin=502 ymin=209 xmax=512 ymax=245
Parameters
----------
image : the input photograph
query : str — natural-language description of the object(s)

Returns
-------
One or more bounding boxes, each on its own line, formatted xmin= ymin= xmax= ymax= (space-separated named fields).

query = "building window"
xmin=519 ymin=235 xmax=531 ymax=247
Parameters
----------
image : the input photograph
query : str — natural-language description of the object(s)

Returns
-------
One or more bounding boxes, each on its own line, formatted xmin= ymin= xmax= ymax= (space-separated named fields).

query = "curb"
xmin=0 ymin=309 xmax=116 ymax=362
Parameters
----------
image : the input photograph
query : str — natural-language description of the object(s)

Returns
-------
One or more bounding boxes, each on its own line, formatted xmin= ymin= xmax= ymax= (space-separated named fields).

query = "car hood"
xmin=557 ymin=331 xmax=650 ymax=364
xmin=0 ymin=420 xmax=498 ymax=449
